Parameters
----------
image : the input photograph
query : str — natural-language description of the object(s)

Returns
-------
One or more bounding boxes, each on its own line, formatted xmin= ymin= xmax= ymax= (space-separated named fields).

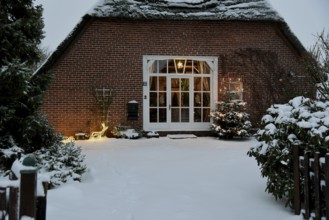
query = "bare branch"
xmin=304 ymin=30 xmax=329 ymax=101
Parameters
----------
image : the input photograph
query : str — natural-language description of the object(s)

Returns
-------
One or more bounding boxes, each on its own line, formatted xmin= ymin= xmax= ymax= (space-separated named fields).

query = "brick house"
xmin=36 ymin=0 xmax=314 ymax=137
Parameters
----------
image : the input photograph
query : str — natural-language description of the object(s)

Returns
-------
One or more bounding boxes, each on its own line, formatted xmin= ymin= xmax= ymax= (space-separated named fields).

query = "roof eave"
xmin=278 ymin=21 xmax=306 ymax=55
xmin=34 ymin=15 xmax=93 ymax=76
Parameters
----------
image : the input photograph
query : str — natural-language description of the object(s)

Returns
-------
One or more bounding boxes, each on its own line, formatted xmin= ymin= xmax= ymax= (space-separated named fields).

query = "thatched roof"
xmin=35 ymin=0 xmax=305 ymax=75
xmin=89 ymin=0 xmax=281 ymax=21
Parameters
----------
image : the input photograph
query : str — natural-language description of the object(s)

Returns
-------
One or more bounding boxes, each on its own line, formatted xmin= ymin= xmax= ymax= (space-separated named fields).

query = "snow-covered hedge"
xmin=33 ymin=142 xmax=86 ymax=189
xmin=248 ymin=96 xmax=329 ymax=208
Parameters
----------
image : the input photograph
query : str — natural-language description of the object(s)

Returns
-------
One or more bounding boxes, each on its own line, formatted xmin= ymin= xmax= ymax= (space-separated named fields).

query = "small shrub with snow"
xmin=111 ymin=124 xmax=128 ymax=138
xmin=0 ymin=144 xmax=24 ymax=176
xmin=247 ymin=96 xmax=329 ymax=208
xmin=111 ymin=125 xmax=141 ymax=139
xmin=210 ymin=101 xmax=252 ymax=139
xmin=33 ymin=142 xmax=86 ymax=189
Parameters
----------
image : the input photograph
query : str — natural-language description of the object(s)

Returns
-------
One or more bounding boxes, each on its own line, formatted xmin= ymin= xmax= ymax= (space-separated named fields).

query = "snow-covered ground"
xmin=47 ymin=137 xmax=299 ymax=220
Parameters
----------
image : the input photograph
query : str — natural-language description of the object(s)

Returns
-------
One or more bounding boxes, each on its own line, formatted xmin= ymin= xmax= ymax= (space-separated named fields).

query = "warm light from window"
xmin=177 ymin=61 xmax=184 ymax=69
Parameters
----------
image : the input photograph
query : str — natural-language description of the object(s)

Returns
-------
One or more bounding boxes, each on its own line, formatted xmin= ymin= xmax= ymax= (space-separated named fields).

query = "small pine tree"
xmin=210 ymin=101 xmax=252 ymax=139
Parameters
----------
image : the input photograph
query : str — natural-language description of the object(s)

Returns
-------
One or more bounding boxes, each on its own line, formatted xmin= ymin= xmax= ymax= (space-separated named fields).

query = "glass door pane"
xmin=149 ymin=76 xmax=167 ymax=123
xmin=170 ymin=77 xmax=190 ymax=123
xmin=193 ymin=76 xmax=211 ymax=122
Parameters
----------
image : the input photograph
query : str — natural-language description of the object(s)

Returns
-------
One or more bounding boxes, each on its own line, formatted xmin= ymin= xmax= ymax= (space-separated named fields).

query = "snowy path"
xmin=47 ymin=137 xmax=300 ymax=220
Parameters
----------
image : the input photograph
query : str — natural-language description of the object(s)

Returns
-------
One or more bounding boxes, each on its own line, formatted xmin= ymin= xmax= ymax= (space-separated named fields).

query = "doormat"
xmin=167 ymin=134 xmax=197 ymax=139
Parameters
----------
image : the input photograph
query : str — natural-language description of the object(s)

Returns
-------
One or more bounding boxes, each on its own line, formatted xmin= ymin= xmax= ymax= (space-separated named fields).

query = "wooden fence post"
xmin=325 ymin=154 xmax=329 ymax=220
xmin=19 ymin=169 xmax=37 ymax=219
xmin=0 ymin=188 xmax=6 ymax=220
xmin=304 ymin=151 xmax=311 ymax=219
xmin=9 ymin=187 xmax=18 ymax=220
xmin=293 ymin=144 xmax=301 ymax=215
xmin=314 ymin=152 xmax=321 ymax=220
xmin=36 ymin=182 xmax=48 ymax=220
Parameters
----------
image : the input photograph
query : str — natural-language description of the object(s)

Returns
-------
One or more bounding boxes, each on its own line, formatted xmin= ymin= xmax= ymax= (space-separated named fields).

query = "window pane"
xmin=168 ymin=60 xmax=175 ymax=73
xmin=194 ymin=108 xmax=201 ymax=122
xmin=159 ymin=92 xmax=166 ymax=107
xmin=203 ymin=77 xmax=210 ymax=91
xmin=176 ymin=59 xmax=185 ymax=74
xmin=203 ymin=108 xmax=210 ymax=122
xmin=181 ymin=108 xmax=189 ymax=122
xmin=150 ymin=76 xmax=157 ymax=91
xmin=185 ymin=60 xmax=193 ymax=74
xmin=181 ymin=92 xmax=189 ymax=107
xmin=194 ymin=93 xmax=201 ymax=106
xmin=193 ymin=61 xmax=201 ymax=74
xmin=150 ymin=92 xmax=157 ymax=107
xmin=203 ymin=92 xmax=210 ymax=107
xmin=159 ymin=60 xmax=167 ymax=73
xmin=181 ymin=78 xmax=189 ymax=91
xmin=159 ymin=108 xmax=167 ymax=122
xmin=150 ymin=61 xmax=157 ymax=73
xmin=229 ymin=82 xmax=242 ymax=92
xmin=171 ymin=78 xmax=179 ymax=91
xmin=226 ymin=81 xmax=243 ymax=101
xmin=171 ymin=92 xmax=179 ymax=107
xmin=203 ymin=62 xmax=210 ymax=74
xmin=159 ymin=77 xmax=166 ymax=91
xmin=171 ymin=108 xmax=179 ymax=122
xmin=194 ymin=77 xmax=201 ymax=91
xmin=150 ymin=108 xmax=157 ymax=122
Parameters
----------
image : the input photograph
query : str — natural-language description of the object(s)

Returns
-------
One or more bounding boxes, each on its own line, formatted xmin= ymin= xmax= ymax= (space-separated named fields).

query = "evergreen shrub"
xmin=247 ymin=96 xmax=329 ymax=208
xmin=34 ymin=142 xmax=86 ymax=189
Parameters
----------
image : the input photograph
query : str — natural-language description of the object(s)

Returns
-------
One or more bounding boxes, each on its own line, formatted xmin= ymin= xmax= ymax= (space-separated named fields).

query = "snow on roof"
xmin=34 ymin=0 xmax=305 ymax=76
xmin=89 ymin=0 xmax=282 ymax=22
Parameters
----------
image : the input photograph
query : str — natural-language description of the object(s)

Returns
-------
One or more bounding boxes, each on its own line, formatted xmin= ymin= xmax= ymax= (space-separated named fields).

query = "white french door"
xmin=143 ymin=56 xmax=218 ymax=131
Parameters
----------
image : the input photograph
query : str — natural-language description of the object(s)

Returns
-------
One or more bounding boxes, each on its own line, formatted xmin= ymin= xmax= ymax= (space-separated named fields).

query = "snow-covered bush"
xmin=0 ymin=144 xmax=24 ymax=175
xmin=111 ymin=125 xmax=141 ymax=139
xmin=33 ymin=142 xmax=86 ymax=189
xmin=121 ymin=129 xmax=140 ymax=139
xmin=111 ymin=124 xmax=128 ymax=138
xmin=210 ymin=101 xmax=252 ymax=139
xmin=247 ymin=96 xmax=329 ymax=208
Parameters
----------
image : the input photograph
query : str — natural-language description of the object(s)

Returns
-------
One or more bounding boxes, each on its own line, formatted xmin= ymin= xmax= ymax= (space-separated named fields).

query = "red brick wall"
xmin=41 ymin=18 xmax=314 ymax=136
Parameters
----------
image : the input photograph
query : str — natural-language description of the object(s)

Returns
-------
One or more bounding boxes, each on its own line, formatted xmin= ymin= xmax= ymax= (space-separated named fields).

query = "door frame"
xmin=143 ymin=55 xmax=218 ymax=131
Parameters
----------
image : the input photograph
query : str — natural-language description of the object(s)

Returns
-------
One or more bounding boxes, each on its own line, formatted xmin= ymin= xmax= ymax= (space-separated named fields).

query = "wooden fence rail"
xmin=293 ymin=144 xmax=329 ymax=220
xmin=0 ymin=168 xmax=47 ymax=220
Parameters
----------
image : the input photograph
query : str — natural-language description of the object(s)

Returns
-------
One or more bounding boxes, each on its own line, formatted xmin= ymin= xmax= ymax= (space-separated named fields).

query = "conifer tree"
xmin=0 ymin=0 xmax=56 ymax=156
xmin=210 ymin=101 xmax=252 ymax=139
xmin=0 ymin=1 xmax=87 ymax=180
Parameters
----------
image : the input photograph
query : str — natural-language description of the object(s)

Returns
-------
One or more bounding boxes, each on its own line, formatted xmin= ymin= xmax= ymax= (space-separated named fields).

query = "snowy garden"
xmin=46 ymin=137 xmax=299 ymax=220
